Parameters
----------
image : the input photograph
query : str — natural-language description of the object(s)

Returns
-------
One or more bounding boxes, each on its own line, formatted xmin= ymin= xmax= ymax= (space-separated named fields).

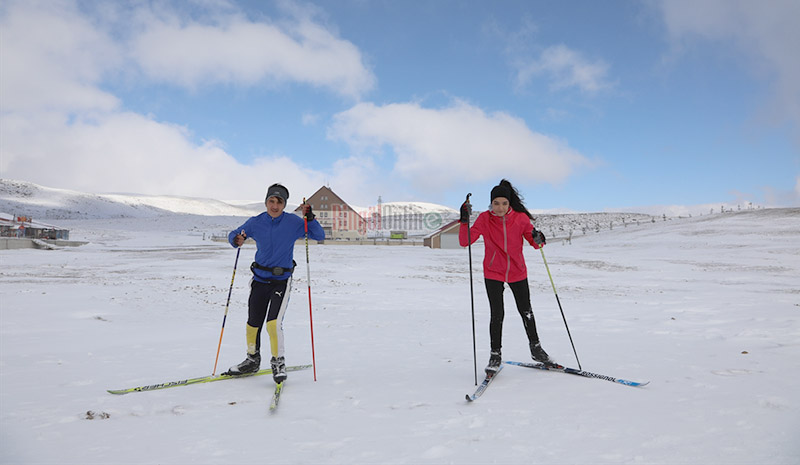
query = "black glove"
xmin=459 ymin=201 xmax=472 ymax=224
xmin=532 ymin=229 xmax=546 ymax=246
xmin=233 ymin=230 xmax=246 ymax=247
xmin=303 ymin=204 xmax=315 ymax=221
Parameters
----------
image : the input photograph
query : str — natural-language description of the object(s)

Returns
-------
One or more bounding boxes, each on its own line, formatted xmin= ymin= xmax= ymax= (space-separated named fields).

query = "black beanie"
xmin=265 ymin=184 xmax=289 ymax=203
xmin=490 ymin=183 xmax=512 ymax=202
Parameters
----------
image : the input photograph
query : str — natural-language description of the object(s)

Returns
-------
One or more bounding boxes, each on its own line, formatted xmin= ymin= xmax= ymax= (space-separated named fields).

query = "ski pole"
xmin=465 ymin=193 xmax=478 ymax=385
xmin=539 ymin=247 xmax=581 ymax=370
xmin=303 ymin=198 xmax=317 ymax=381
xmin=212 ymin=240 xmax=242 ymax=376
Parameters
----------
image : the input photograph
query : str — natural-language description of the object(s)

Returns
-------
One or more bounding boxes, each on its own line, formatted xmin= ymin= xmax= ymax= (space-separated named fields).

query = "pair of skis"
xmin=107 ymin=364 xmax=311 ymax=410
xmin=466 ymin=361 xmax=648 ymax=401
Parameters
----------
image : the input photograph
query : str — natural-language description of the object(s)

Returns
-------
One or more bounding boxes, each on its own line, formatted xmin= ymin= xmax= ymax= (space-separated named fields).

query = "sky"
xmin=1 ymin=0 xmax=798 ymax=214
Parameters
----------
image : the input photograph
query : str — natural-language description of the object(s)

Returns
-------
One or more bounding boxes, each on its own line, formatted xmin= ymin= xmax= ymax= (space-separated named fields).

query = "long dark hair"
xmin=492 ymin=179 xmax=533 ymax=220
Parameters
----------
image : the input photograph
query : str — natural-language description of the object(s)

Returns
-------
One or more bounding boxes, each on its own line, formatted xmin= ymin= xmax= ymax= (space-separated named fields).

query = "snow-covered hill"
xmin=533 ymin=212 xmax=657 ymax=241
xmin=1 ymin=180 xmax=463 ymax=227
xmin=0 ymin=179 xmax=262 ymax=218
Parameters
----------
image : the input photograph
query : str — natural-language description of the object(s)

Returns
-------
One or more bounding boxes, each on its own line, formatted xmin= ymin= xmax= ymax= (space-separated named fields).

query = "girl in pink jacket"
xmin=459 ymin=179 xmax=555 ymax=374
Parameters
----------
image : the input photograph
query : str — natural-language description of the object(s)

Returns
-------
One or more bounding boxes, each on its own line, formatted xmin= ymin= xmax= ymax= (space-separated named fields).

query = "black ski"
xmin=465 ymin=364 xmax=503 ymax=401
xmin=504 ymin=361 xmax=648 ymax=387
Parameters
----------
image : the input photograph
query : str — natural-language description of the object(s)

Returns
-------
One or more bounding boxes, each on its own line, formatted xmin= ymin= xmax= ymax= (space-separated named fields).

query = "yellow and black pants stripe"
xmin=245 ymin=277 xmax=292 ymax=359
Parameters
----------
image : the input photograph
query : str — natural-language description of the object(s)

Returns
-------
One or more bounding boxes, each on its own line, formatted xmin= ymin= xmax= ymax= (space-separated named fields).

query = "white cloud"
xmin=0 ymin=108 xmax=328 ymax=201
xmin=515 ymin=44 xmax=614 ymax=94
xmin=655 ymin=0 xmax=800 ymax=133
xmin=488 ymin=16 xmax=614 ymax=96
xmin=0 ymin=0 xmax=375 ymax=201
xmin=129 ymin=5 xmax=375 ymax=98
xmin=328 ymin=100 xmax=590 ymax=191
xmin=0 ymin=0 xmax=375 ymax=106
xmin=326 ymin=155 xmax=391 ymax=207
xmin=0 ymin=0 xmax=121 ymax=113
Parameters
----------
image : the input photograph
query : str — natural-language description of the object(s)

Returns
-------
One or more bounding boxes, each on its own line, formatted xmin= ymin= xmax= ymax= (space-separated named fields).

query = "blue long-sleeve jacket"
xmin=229 ymin=212 xmax=325 ymax=282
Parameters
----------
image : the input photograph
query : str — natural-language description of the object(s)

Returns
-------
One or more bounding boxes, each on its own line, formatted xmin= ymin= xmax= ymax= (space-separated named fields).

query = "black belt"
xmin=250 ymin=260 xmax=296 ymax=276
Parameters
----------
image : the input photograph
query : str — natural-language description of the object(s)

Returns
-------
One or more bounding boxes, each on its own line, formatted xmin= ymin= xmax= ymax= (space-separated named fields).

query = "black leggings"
xmin=247 ymin=278 xmax=291 ymax=355
xmin=484 ymin=278 xmax=540 ymax=353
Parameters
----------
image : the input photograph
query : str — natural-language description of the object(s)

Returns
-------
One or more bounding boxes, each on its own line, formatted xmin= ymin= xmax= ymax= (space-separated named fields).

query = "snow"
xmin=1 ymin=197 xmax=799 ymax=463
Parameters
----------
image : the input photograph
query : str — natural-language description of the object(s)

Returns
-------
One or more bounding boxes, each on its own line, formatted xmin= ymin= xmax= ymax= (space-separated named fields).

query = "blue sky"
xmin=1 ymin=0 xmax=798 ymax=214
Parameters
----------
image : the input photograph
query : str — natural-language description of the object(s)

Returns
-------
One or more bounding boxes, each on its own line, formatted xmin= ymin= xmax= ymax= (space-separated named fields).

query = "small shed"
xmin=0 ymin=214 xmax=70 ymax=240
xmin=424 ymin=220 xmax=461 ymax=249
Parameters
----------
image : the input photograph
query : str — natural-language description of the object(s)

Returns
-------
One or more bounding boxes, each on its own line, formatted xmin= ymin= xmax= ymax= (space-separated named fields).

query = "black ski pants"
xmin=247 ymin=277 xmax=291 ymax=357
xmin=484 ymin=278 xmax=541 ymax=354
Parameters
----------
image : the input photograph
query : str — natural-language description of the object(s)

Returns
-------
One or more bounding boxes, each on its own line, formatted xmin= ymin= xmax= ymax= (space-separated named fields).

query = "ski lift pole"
xmin=539 ymin=246 xmax=581 ymax=370
xmin=303 ymin=198 xmax=317 ymax=381
xmin=212 ymin=243 xmax=241 ymax=376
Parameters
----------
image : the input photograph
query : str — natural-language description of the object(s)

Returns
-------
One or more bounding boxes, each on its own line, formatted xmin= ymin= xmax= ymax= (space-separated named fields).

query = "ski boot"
xmin=226 ymin=353 xmax=261 ymax=375
xmin=530 ymin=342 xmax=559 ymax=367
xmin=485 ymin=350 xmax=502 ymax=375
xmin=271 ymin=356 xmax=287 ymax=384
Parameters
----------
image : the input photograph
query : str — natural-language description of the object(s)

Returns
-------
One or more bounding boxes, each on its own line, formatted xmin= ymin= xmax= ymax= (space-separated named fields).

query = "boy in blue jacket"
xmin=225 ymin=183 xmax=325 ymax=383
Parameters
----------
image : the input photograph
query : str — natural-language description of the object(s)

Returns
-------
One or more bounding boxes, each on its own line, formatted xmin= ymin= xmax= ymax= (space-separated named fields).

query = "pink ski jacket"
xmin=459 ymin=207 xmax=540 ymax=283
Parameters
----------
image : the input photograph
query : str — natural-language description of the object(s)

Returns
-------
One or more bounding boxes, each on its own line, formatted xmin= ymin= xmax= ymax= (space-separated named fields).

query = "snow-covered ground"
xmin=1 ymin=208 xmax=799 ymax=464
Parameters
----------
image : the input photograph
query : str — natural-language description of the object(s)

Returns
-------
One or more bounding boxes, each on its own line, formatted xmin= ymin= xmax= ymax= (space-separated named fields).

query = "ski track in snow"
xmin=1 ymin=209 xmax=799 ymax=464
